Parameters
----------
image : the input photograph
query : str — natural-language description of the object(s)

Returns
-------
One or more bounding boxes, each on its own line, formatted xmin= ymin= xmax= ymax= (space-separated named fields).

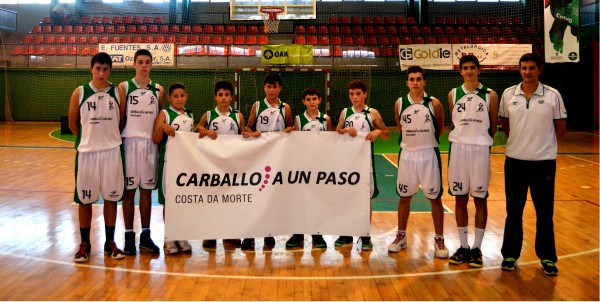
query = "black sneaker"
xmin=202 ymin=239 xmax=217 ymax=249
xmin=449 ymin=247 xmax=470 ymax=265
xmin=264 ymin=236 xmax=276 ymax=249
xmin=360 ymin=236 xmax=373 ymax=251
xmin=469 ymin=247 xmax=483 ymax=268
xmin=123 ymin=231 xmax=136 ymax=256
xmin=224 ymin=239 xmax=242 ymax=247
xmin=334 ymin=236 xmax=353 ymax=247
xmin=74 ymin=241 xmax=91 ymax=263
xmin=541 ymin=260 xmax=559 ymax=276
xmin=286 ymin=234 xmax=304 ymax=248
xmin=241 ymin=238 xmax=255 ymax=251
xmin=139 ymin=229 xmax=160 ymax=254
xmin=312 ymin=235 xmax=327 ymax=249
xmin=501 ymin=257 xmax=518 ymax=271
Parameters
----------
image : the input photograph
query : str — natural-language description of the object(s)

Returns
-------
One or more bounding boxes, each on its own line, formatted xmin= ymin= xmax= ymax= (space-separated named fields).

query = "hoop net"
xmin=259 ymin=7 xmax=284 ymax=34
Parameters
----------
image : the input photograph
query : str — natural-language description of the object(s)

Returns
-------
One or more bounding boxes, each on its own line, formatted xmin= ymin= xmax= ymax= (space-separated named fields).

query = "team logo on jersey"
xmin=98 ymin=94 xmax=105 ymax=100
xmin=425 ymin=114 xmax=431 ymax=122
xmin=475 ymin=185 xmax=485 ymax=194
xmin=108 ymin=190 xmax=119 ymax=198
xmin=229 ymin=122 xmax=236 ymax=131
xmin=149 ymin=96 xmax=156 ymax=105
xmin=512 ymin=101 xmax=518 ymax=105
xmin=467 ymin=96 xmax=473 ymax=102
xmin=141 ymin=91 xmax=147 ymax=96
xmin=269 ymin=111 xmax=277 ymax=116
xmin=109 ymin=100 xmax=114 ymax=110
xmin=413 ymin=109 xmax=420 ymax=114
xmin=354 ymin=115 xmax=361 ymax=120
xmin=477 ymin=103 xmax=484 ymax=112
xmin=145 ymin=178 xmax=156 ymax=186
xmin=538 ymin=99 xmax=545 ymax=104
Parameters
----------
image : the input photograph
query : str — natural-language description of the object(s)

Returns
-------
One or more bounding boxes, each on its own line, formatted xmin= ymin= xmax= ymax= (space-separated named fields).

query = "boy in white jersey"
xmin=120 ymin=49 xmax=164 ymax=256
xmin=152 ymin=83 xmax=195 ymax=255
xmin=241 ymin=73 xmax=293 ymax=251
xmin=447 ymin=55 xmax=499 ymax=268
xmin=68 ymin=52 xmax=127 ymax=263
xmin=335 ymin=80 xmax=389 ymax=251
xmin=387 ymin=66 xmax=448 ymax=259
xmin=285 ymin=87 xmax=333 ymax=249
xmin=197 ymin=80 xmax=245 ymax=249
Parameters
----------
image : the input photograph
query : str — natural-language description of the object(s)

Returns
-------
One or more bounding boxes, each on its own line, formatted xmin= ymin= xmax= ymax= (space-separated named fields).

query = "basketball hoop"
xmin=259 ymin=6 xmax=284 ymax=34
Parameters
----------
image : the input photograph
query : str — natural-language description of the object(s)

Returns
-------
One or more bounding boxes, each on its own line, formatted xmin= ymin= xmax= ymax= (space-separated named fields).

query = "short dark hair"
xmin=348 ymin=80 xmax=367 ymax=93
xmin=134 ymin=49 xmax=153 ymax=62
xmin=91 ymin=52 xmax=112 ymax=69
xmin=214 ymin=80 xmax=234 ymax=96
xmin=302 ymin=86 xmax=321 ymax=99
xmin=264 ymin=73 xmax=283 ymax=86
xmin=406 ymin=65 xmax=425 ymax=80
xmin=168 ymin=82 xmax=186 ymax=95
xmin=459 ymin=55 xmax=480 ymax=69
xmin=519 ymin=52 xmax=543 ymax=68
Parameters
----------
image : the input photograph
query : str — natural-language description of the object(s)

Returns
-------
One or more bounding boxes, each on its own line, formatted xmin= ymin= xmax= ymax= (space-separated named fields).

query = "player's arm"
xmin=283 ymin=103 xmax=294 ymax=133
xmin=394 ymin=99 xmax=402 ymax=133
xmin=554 ymin=119 xmax=566 ymax=140
xmin=367 ymin=109 xmax=390 ymax=142
xmin=293 ymin=115 xmax=300 ymax=131
xmin=242 ymin=102 xmax=260 ymax=138
xmin=447 ymin=90 xmax=454 ymax=123
xmin=158 ymin=85 xmax=165 ymax=111
xmin=68 ymin=87 xmax=80 ymax=137
xmin=237 ymin=112 xmax=246 ymax=136
xmin=489 ymin=90 xmax=499 ymax=137
xmin=117 ymin=83 xmax=127 ymax=131
xmin=325 ymin=115 xmax=334 ymax=131
xmin=152 ymin=111 xmax=173 ymax=144
xmin=197 ymin=112 xmax=217 ymax=139
xmin=336 ymin=111 xmax=357 ymax=137
xmin=432 ymin=97 xmax=445 ymax=139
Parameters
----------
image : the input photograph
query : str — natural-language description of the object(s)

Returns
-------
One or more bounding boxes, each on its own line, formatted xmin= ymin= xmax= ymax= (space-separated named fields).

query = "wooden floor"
xmin=0 ymin=122 xmax=598 ymax=301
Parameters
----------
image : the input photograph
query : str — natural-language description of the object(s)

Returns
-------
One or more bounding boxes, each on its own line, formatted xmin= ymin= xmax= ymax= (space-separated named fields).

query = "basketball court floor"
xmin=0 ymin=122 xmax=597 ymax=300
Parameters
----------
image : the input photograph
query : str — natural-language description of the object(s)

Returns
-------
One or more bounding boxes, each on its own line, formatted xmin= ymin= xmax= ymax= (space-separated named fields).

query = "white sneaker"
xmin=434 ymin=236 xmax=449 ymax=259
xmin=177 ymin=240 xmax=192 ymax=253
xmin=164 ymin=240 xmax=179 ymax=255
xmin=388 ymin=230 xmax=407 ymax=253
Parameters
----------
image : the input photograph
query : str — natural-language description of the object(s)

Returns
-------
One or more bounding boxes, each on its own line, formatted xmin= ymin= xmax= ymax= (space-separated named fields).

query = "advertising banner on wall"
xmin=164 ymin=131 xmax=371 ymax=240
xmin=399 ymin=44 xmax=453 ymax=71
xmin=544 ymin=0 xmax=580 ymax=63
xmin=452 ymin=44 xmax=533 ymax=70
xmin=261 ymin=44 xmax=314 ymax=65
xmin=99 ymin=43 xmax=175 ymax=66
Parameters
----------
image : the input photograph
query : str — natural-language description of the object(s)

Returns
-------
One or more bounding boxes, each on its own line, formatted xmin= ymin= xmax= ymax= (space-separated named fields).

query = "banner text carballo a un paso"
xmin=164 ymin=131 xmax=371 ymax=240
xmin=99 ymin=43 xmax=175 ymax=66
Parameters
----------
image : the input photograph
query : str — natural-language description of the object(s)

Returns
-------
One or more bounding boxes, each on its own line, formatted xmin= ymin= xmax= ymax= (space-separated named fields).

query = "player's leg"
xmin=100 ymin=147 xmax=125 ymax=260
xmin=139 ymin=188 xmax=160 ymax=254
xmin=530 ymin=160 xmax=558 ymax=275
xmin=447 ymin=143 xmax=471 ymax=263
xmin=500 ymin=157 xmax=529 ymax=270
xmin=389 ymin=150 xmax=418 ymax=253
xmin=121 ymin=189 xmax=136 ymax=255
xmin=74 ymin=151 xmax=100 ymax=263
xmin=74 ymin=204 xmax=93 ymax=263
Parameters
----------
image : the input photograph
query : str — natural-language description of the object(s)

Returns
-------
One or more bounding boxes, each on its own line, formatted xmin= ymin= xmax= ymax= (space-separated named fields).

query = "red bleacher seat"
xmin=42 ymin=25 xmax=52 ymax=34
xmin=52 ymin=25 xmax=62 ymax=34
xmin=445 ymin=26 xmax=455 ymax=35
xmin=467 ymin=17 xmax=478 ymax=25
xmin=236 ymin=25 xmax=246 ymax=34
xmin=508 ymin=37 xmax=520 ymax=44
xmin=296 ymin=25 xmax=306 ymax=34
xmin=248 ymin=25 xmax=259 ymax=34
xmin=422 ymin=26 xmax=432 ymax=35
xmin=333 ymin=46 xmax=342 ymax=57
xmin=158 ymin=24 xmax=169 ymax=33
xmin=456 ymin=17 xmax=466 ymax=25
xmin=165 ymin=35 xmax=176 ymax=43
xmin=258 ymin=36 xmax=269 ymax=45
xmin=456 ymin=26 xmax=466 ymax=35
xmin=307 ymin=25 xmax=317 ymax=34
xmin=222 ymin=36 xmax=233 ymax=44
xmin=203 ymin=25 xmax=214 ymax=33
xmin=352 ymin=25 xmax=362 ymax=34
xmin=414 ymin=37 xmax=425 ymax=44
xmin=109 ymin=36 xmax=120 ymax=43
xmin=127 ymin=25 xmax=137 ymax=33
xmin=187 ymin=36 xmax=198 ymax=44
xmin=83 ymin=25 xmax=93 ymax=34
xmin=67 ymin=45 xmax=77 ymax=55
xmin=386 ymin=25 xmax=397 ymax=34
xmin=362 ymin=16 xmax=372 ymax=24
xmin=215 ymin=25 xmax=224 ymax=33
xmin=245 ymin=35 xmax=257 ymax=45
xmin=342 ymin=36 xmax=353 ymax=45
xmin=57 ymin=46 xmax=68 ymax=56
xmin=41 ymin=17 xmax=50 ymax=24
xmin=148 ymin=24 xmax=158 ymax=33
xmin=112 ymin=16 xmax=122 ymax=24
xmin=77 ymin=35 xmax=87 ymax=44
xmin=295 ymin=35 xmax=306 ymax=44
xmin=154 ymin=17 xmax=163 ymax=24
xmin=478 ymin=17 xmax=488 ymax=25
xmin=80 ymin=16 xmax=91 ymax=24
xmin=467 ymin=26 xmax=478 ymax=35
xmin=328 ymin=16 xmax=338 ymax=24
xmin=234 ymin=36 xmax=245 ymax=44
xmin=462 ymin=36 xmax=472 ymax=43
xmin=341 ymin=25 xmax=351 ymax=34
xmin=34 ymin=45 xmax=46 ymax=55
xmin=176 ymin=36 xmax=188 ymax=44
xmin=319 ymin=36 xmax=330 ymax=45
xmin=94 ymin=25 xmax=104 ymax=34
xmin=339 ymin=16 xmax=349 ymax=24
xmin=363 ymin=25 xmax=374 ymax=35
xmin=115 ymin=25 xmax=126 ymax=34
xmin=395 ymin=16 xmax=405 ymax=24
xmin=122 ymin=16 xmax=132 ymax=24
xmin=383 ymin=16 xmax=394 ymax=24
xmin=181 ymin=25 xmax=191 ymax=33
xmin=101 ymin=16 xmax=111 ymax=24
xmin=33 ymin=35 xmax=44 ymax=44
xmin=210 ymin=35 xmax=222 ymax=44
xmin=77 ymin=45 xmax=90 ymax=56
xmin=331 ymin=36 xmax=342 ymax=45
xmin=426 ymin=36 xmax=436 ymax=44
xmin=192 ymin=24 xmax=202 ymax=33
xmin=43 ymin=35 xmax=54 ymax=44
xmin=401 ymin=36 xmax=413 ymax=44
xmin=154 ymin=35 xmax=164 ymax=43
xmin=226 ymin=25 xmax=235 ymax=33
xmin=32 ymin=25 xmax=41 ymax=34
xmin=398 ymin=26 xmax=409 ymax=34
xmin=55 ymin=35 xmax=66 ymax=44
xmin=138 ymin=25 xmax=147 ymax=33
xmin=444 ymin=16 xmax=455 ymax=25
xmin=406 ymin=17 xmax=416 ymax=24
xmin=23 ymin=35 xmax=33 ymax=43
xmin=307 ymin=35 xmax=318 ymax=45
xmin=409 ymin=25 xmax=420 ymax=34
xmin=198 ymin=35 xmax=210 ymax=44
xmin=329 ymin=26 xmax=339 ymax=34
xmin=12 ymin=45 xmax=27 ymax=56
xmin=92 ymin=16 xmax=101 ymax=24
xmin=497 ymin=37 xmax=507 ymax=44
xmin=88 ymin=36 xmax=98 ymax=44
xmin=105 ymin=25 xmax=115 ymax=34
xmin=473 ymin=36 xmax=483 ymax=44
xmin=351 ymin=16 xmax=360 ymax=24
xmin=66 ymin=35 xmax=76 ymax=44
xmin=450 ymin=36 xmax=460 ymax=44
xmin=438 ymin=36 xmax=449 ymax=44
xmin=379 ymin=36 xmax=389 ymax=45
xmin=366 ymin=36 xmax=377 ymax=45
xmin=99 ymin=36 xmax=109 ymax=43
xmin=433 ymin=16 xmax=444 ymax=24
xmin=390 ymin=36 xmax=401 ymax=45
xmin=170 ymin=25 xmax=180 ymax=33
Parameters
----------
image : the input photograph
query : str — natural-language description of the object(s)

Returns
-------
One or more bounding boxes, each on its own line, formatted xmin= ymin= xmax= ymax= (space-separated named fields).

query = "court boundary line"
xmin=0 ymin=248 xmax=597 ymax=281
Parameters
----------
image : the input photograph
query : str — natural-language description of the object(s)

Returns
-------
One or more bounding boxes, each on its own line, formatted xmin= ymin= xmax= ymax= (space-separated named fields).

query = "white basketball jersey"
xmin=76 ymin=82 xmax=121 ymax=153
xmin=448 ymin=84 xmax=493 ymax=146
xmin=397 ymin=94 xmax=439 ymax=151
xmin=121 ymin=79 xmax=161 ymax=139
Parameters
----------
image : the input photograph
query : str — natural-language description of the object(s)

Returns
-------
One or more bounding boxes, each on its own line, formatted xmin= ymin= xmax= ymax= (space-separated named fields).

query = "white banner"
xmin=98 ymin=43 xmax=175 ymax=66
xmin=544 ymin=0 xmax=580 ymax=63
xmin=452 ymin=44 xmax=533 ymax=70
xmin=164 ymin=131 xmax=371 ymax=240
xmin=399 ymin=44 xmax=453 ymax=71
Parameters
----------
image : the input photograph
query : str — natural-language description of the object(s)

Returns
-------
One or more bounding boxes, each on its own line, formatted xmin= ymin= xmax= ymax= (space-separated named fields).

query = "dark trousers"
xmin=501 ymin=157 xmax=557 ymax=262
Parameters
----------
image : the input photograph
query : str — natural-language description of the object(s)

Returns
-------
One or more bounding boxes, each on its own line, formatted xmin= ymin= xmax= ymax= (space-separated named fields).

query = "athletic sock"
xmin=472 ymin=228 xmax=485 ymax=249
xmin=125 ymin=229 xmax=133 ymax=233
xmin=80 ymin=227 xmax=91 ymax=243
xmin=458 ymin=227 xmax=469 ymax=248
xmin=105 ymin=226 xmax=115 ymax=244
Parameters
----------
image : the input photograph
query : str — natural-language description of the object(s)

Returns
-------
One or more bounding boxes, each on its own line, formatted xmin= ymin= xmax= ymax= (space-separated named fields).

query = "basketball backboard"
xmin=230 ymin=0 xmax=316 ymax=21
